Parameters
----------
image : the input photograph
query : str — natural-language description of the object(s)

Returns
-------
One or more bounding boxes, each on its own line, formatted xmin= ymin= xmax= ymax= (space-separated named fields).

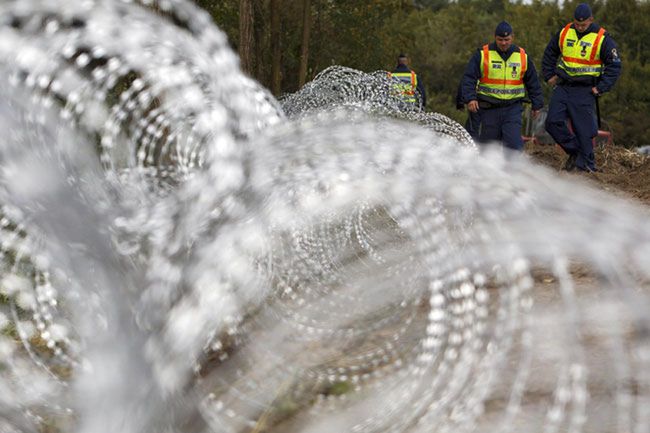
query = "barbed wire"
xmin=0 ymin=2 xmax=648 ymax=433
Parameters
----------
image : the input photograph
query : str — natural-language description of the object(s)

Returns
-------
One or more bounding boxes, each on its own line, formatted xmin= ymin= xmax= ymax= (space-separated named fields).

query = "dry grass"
xmin=525 ymin=140 xmax=650 ymax=205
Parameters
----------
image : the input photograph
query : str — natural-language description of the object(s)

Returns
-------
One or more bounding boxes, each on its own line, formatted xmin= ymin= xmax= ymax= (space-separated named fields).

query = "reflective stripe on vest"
xmin=477 ymin=45 xmax=527 ymax=100
xmin=388 ymin=71 xmax=418 ymax=103
xmin=557 ymin=23 xmax=606 ymax=77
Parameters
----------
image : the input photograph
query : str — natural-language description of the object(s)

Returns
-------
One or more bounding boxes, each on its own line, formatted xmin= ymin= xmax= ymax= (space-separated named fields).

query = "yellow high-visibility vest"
xmin=477 ymin=45 xmax=527 ymax=101
xmin=557 ymin=23 xmax=606 ymax=77
xmin=388 ymin=71 xmax=418 ymax=103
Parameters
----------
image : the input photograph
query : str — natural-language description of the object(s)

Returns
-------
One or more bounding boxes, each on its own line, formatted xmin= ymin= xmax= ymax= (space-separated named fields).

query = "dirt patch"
xmin=525 ymin=140 xmax=650 ymax=205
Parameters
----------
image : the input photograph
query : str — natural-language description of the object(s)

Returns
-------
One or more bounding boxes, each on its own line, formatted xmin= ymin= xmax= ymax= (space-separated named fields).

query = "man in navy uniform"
xmin=542 ymin=3 xmax=622 ymax=172
xmin=461 ymin=21 xmax=543 ymax=151
xmin=389 ymin=53 xmax=427 ymax=111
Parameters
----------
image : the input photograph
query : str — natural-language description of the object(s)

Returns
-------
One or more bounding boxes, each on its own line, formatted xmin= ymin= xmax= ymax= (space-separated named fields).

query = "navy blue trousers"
xmin=545 ymin=85 xmax=598 ymax=170
xmin=478 ymin=103 xmax=524 ymax=151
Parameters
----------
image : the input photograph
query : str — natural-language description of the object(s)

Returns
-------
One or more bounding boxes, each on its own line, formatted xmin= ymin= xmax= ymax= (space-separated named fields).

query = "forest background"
xmin=195 ymin=0 xmax=650 ymax=148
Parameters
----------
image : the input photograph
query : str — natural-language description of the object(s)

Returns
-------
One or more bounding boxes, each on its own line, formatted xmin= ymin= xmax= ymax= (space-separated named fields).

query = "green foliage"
xmin=413 ymin=0 xmax=448 ymax=12
xmin=604 ymin=59 xmax=650 ymax=147
xmin=193 ymin=0 xmax=239 ymax=43
xmin=1 ymin=321 xmax=17 ymax=339
xmin=0 ymin=292 xmax=8 ymax=305
xmin=324 ymin=380 xmax=353 ymax=396
xmin=198 ymin=0 xmax=649 ymax=148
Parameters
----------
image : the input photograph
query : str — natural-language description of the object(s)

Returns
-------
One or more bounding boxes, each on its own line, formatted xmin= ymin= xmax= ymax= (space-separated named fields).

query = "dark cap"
xmin=494 ymin=21 xmax=513 ymax=37
xmin=574 ymin=3 xmax=592 ymax=21
xmin=398 ymin=53 xmax=408 ymax=59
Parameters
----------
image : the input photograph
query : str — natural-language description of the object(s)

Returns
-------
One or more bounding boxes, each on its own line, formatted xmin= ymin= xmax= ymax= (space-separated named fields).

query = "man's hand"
xmin=547 ymin=75 xmax=559 ymax=87
xmin=467 ymin=100 xmax=479 ymax=113
xmin=591 ymin=87 xmax=600 ymax=96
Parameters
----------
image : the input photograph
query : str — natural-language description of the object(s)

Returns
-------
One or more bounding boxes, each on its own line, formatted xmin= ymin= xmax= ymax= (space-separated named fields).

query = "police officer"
xmin=461 ymin=21 xmax=543 ymax=151
xmin=542 ymin=3 xmax=621 ymax=172
xmin=389 ymin=53 xmax=427 ymax=111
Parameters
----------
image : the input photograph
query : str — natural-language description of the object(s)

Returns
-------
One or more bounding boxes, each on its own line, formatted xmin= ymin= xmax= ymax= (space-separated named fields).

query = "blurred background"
xmin=195 ymin=0 xmax=650 ymax=148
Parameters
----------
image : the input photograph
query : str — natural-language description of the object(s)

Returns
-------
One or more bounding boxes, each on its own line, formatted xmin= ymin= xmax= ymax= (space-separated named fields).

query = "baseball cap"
xmin=574 ymin=3 xmax=593 ymax=21
xmin=495 ymin=21 xmax=513 ymax=37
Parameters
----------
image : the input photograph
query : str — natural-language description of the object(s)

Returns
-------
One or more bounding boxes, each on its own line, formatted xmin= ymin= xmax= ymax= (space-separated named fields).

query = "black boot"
xmin=562 ymin=154 xmax=577 ymax=171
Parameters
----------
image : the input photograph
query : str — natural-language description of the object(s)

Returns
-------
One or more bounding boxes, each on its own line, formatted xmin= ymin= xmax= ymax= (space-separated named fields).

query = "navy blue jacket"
xmin=392 ymin=63 xmax=427 ymax=108
xmin=542 ymin=23 xmax=621 ymax=93
xmin=460 ymin=43 xmax=544 ymax=110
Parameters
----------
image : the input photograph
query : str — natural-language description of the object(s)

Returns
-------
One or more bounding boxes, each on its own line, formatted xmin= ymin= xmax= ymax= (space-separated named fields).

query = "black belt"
xmin=478 ymin=99 xmax=522 ymax=109
xmin=559 ymin=80 xmax=593 ymax=87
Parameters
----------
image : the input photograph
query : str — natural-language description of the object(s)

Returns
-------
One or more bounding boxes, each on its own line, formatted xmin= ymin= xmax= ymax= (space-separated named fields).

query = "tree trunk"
xmin=238 ymin=0 xmax=254 ymax=74
xmin=270 ymin=0 xmax=282 ymax=95
xmin=298 ymin=0 xmax=311 ymax=88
